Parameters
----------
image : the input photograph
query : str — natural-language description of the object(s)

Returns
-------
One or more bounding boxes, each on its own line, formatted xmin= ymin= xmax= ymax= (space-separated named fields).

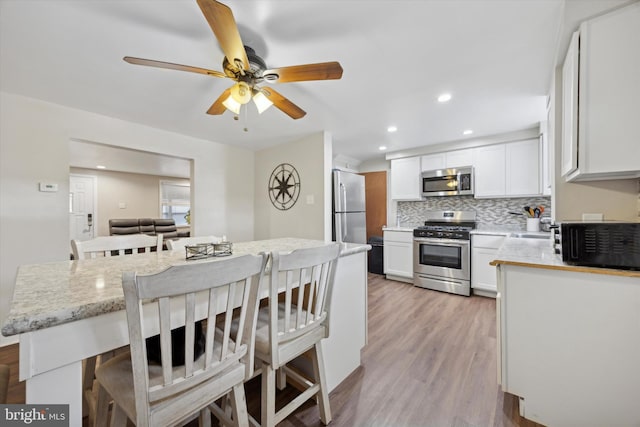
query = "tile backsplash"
xmin=398 ymin=196 xmax=552 ymax=228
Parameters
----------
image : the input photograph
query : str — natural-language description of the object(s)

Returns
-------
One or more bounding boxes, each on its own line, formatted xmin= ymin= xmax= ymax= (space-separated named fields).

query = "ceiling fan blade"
xmin=197 ymin=0 xmax=249 ymax=72
xmin=123 ymin=57 xmax=226 ymax=78
xmin=261 ymin=87 xmax=306 ymax=120
xmin=207 ymin=87 xmax=232 ymax=115
xmin=264 ymin=62 xmax=343 ymax=83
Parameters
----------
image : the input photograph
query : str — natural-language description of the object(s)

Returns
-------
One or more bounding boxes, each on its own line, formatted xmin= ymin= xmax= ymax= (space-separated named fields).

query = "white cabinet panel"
xmin=562 ymin=3 xmax=640 ymax=181
xmin=390 ymin=157 xmax=422 ymax=200
xmin=473 ymin=145 xmax=506 ymax=197
xmin=383 ymin=230 xmax=413 ymax=282
xmin=445 ymin=149 xmax=473 ymax=168
xmin=561 ymin=31 xmax=580 ymax=178
xmin=505 ymin=139 xmax=540 ymax=196
xmin=420 ymin=153 xmax=445 ymax=172
xmin=471 ymin=234 xmax=505 ymax=295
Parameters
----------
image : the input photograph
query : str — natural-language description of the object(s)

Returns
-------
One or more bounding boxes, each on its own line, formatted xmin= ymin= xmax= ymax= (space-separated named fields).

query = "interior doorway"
xmin=69 ymin=174 xmax=97 ymax=244
xmin=361 ymin=171 xmax=387 ymax=241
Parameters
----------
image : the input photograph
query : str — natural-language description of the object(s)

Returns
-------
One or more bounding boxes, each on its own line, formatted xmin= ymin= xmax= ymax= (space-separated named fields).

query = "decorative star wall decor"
xmin=268 ymin=163 xmax=301 ymax=210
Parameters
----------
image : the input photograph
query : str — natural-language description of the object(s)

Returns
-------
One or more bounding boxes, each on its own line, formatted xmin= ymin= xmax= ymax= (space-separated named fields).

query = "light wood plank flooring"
xmin=0 ymin=273 xmax=542 ymax=426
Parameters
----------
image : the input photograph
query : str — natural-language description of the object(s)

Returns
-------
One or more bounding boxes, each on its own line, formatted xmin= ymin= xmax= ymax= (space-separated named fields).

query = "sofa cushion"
xmin=109 ymin=219 xmax=140 ymax=235
xmin=138 ymin=218 xmax=155 ymax=235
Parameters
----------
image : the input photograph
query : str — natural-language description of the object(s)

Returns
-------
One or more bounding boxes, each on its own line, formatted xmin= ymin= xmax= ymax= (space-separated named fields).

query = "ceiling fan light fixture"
xmin=253 ymin=91 xmax=273 ymax=114
xmin=222 ymin=94 xmax=242 ymax=114
xmin=230 ymin=82 xmax=252 ymax=104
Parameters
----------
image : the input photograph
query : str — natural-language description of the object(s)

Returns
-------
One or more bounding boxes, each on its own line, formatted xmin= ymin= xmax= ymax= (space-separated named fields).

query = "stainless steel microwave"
xmin=421 ymin=167 xmax=474 ymax=197
xmin=560 ymin=222 xmax=640 ymax=270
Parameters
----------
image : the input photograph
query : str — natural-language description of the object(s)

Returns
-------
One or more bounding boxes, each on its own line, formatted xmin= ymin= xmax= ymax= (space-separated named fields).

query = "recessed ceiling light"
xmin=463 ymin=129 xmax=473 ymax=135
xmin=387 ymin=126 xmax=397 ymax=133
xmin=379 ymin=146 xmax=387 ymax=151
xmin=96 ymin=165 xmax=106 ymax=169
xmin=437 ymin=93 xmax=452 ymax=103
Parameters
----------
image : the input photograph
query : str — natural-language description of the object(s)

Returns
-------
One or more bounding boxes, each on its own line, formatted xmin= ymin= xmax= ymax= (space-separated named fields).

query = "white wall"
xmin=0 ymin=93 xmax=255 ymax=345
xmin=254 ymin=132 xmax=332 ymax=241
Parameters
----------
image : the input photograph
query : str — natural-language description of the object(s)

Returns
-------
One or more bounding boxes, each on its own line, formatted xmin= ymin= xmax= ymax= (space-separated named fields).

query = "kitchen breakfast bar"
xmin=1 ymin=238 xmax=370 ymax=426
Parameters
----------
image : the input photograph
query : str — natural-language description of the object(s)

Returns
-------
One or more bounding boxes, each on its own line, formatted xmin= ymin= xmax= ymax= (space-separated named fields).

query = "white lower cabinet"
xmin=383 ymin=230 xmax=413 ymax=283
xmin=471 ymin=234 xmax=506 ymax=296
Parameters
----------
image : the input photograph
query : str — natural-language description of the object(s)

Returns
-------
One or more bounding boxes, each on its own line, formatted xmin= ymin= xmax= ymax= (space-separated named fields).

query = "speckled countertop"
xmin=490 ymin=237 xmax=640 ymax=278
xmin=1 ymin=238 xmax=370 ymax=337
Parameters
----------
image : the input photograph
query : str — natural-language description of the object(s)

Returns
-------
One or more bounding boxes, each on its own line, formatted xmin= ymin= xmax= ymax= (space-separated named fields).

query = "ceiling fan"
xmin=123 ymin=0 xmax=343 ymax=120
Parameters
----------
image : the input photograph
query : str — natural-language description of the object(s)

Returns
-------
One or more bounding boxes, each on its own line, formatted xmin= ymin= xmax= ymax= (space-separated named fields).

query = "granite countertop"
xmin=1 ymin=238 xmax=370 ymax=337
xmin=490 ymin=237 xmax=640 ymax=278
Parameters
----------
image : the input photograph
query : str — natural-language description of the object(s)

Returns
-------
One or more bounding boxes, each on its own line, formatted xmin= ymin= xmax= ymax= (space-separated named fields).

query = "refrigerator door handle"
xmin=339 ymin=182 xmax=347 ymax=212
xmin=341 ymin=213 xmax=348 ymax=242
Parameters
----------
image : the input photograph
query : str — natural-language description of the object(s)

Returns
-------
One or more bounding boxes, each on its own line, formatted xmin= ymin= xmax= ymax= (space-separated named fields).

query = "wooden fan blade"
xmin=262 ymin=87 xmax=306 ymax=120
xmin=197 ymin=0 xmax=249 ymax=72
xmin=207 ymin=87 xmax=232 ymax=115
xmin=263 ymin=62 xmax=343 ymax=83
xmin=123 ymin=57 xmax=227 ymax=78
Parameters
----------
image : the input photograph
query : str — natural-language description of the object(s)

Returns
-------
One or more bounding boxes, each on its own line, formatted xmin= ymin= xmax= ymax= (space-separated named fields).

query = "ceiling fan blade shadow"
xmin=123 ymin=57 xmax=227 ymax=78
xmin=197 ymin=0 xmax=249 ymax=72
xmin=264 ymin=62 xmax=343 ymax=83
xmin=207 ymin=87 xmax=232 ymax=115
xmin=262 ymin=87 xmax=306 ymax=120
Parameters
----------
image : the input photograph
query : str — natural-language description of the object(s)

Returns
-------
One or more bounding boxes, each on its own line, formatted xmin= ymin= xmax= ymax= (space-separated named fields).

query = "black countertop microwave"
xmin=421 ymin=167 xmax=474 ymax=197
xmin=560 ymin=222 xmax=640 ymax=270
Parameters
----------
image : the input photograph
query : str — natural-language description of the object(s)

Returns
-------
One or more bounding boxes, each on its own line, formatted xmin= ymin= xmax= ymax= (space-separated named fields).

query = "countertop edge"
xmin=490 ymin=259 xmax=640 ymax=278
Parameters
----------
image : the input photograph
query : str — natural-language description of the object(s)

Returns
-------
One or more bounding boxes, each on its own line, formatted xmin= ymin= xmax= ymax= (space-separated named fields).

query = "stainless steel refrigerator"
xmin=332 ymin=170 xmax=367 ymax=244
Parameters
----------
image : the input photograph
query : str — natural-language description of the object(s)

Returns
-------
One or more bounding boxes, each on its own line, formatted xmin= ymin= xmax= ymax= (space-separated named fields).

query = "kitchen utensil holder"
xmin=526 ymin=218 xmax=540 ymax=232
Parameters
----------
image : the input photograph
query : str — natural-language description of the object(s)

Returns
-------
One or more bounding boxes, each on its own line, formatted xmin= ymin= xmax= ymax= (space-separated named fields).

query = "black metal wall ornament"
xmin=268 ymin=163 xmax=301 ymax=210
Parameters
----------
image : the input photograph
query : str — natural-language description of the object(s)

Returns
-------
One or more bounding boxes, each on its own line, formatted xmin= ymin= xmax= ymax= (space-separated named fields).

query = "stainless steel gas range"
xmin=413 ymin=210 xmax=476 ymax=296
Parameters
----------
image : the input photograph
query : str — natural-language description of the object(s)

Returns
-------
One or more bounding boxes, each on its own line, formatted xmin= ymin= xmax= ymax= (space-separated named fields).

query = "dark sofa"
xmin=109 ymin=218 xmax=190 ymax=240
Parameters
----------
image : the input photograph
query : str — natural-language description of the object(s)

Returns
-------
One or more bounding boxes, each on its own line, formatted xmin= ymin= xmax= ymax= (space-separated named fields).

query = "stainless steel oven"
xmin=413 ymin=210 xmax=476 ymax=296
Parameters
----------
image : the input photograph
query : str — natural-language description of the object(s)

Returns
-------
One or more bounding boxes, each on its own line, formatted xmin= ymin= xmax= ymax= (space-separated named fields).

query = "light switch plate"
xmin=39 ymin=182 xmax=58 ymax=192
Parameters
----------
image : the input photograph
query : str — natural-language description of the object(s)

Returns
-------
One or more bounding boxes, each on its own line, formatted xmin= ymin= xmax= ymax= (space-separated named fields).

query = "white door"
xmin=69 ymin=174 xmax=96 ymax=243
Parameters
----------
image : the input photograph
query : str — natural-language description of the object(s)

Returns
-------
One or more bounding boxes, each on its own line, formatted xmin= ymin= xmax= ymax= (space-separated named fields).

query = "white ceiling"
xmin=0 ymin=0 xmax=603 ymax=166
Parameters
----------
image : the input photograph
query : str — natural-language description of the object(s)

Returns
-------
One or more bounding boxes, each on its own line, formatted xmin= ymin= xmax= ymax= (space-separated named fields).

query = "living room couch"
xmin=109 ymin=218 xmax=190 ymax=240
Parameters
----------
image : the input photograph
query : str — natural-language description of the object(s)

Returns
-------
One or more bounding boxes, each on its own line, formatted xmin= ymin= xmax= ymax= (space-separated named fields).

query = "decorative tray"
xmin=185 ymin=242 xmax=233 ymax=260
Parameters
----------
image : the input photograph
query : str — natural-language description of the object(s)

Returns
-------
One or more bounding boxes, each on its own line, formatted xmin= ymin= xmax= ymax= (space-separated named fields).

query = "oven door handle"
xmin=413 ymin=238 xmax=470 ymax=247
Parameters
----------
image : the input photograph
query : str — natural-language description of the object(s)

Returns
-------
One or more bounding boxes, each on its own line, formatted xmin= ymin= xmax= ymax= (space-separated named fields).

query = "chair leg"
xmin=229 ymin=384 xmax=249 ymax=427
xmin=276 ymin=367 xmax=287 ymax=391
xmin=109 ymin=404 xmax=127 ymax=427
xmin=82 ymin=357 xmax=97 ymax=419
xmin=198 ymin=408 xmax=212 ymax=427
xmin=94 ymin=384 xmax=111 ymax=427
xmin=260 ymin=362 xmax=276 ymax=427
xmin=311 ymin=343 xmax=332 ymax=425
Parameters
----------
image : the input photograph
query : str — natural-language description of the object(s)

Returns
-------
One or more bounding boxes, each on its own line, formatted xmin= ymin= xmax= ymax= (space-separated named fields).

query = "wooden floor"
xmin=1 ymin=273 xmax=543 ymax=426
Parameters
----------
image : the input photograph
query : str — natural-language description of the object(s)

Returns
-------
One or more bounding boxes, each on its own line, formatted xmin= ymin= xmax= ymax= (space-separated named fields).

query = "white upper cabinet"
xmin=420 ymin=149 xmax=473 ymax=172
xmin=445 ymin=149 xmax=473 ymax=168
xmin=473 ymin=139 xmax=541 ymax=198
xmin=505 ymin=139 xmax=540 ymax=196
xmin=473 ymin=144 xmax=506 ymax=197
xmin=420 ymin=153 xmax=445 ymax=171
xmin=390 ymin=157 xmax=422 ymax=200
xmin=562 ymin=3 xmax=640 ymax=181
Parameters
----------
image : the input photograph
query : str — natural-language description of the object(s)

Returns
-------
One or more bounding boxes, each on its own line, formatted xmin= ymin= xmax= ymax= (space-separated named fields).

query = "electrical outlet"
xmin=582 ymin=213 xmax=604 ymax=221
xmin=39 ymin=182 xmax=58 ymax=192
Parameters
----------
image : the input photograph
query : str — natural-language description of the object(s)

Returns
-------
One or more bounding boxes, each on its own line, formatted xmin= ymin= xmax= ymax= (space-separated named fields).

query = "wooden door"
xmin=360 ymin=171 xmax=387 ymax=241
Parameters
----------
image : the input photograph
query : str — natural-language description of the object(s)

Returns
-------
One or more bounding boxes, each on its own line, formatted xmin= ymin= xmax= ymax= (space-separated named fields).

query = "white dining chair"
xmin=165 ymin=235 xmax=222 ymax=252
xmin=254 ymin=244 xmax=341 ymax=427
xmin=71 ymin=233 xmax=163 ymax=425
xmin=71 ymin=234 xmax=163 ymax=259
xmin=94 ymin=252 xmax=268 ymax=427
